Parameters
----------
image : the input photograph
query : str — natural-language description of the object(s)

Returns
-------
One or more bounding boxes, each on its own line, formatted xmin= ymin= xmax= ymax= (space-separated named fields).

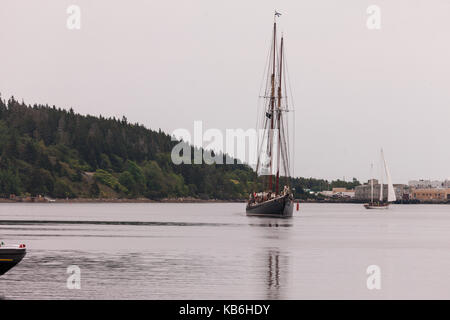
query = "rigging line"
xmin=256 ymin=115 xmax=269 ymax=174
xmin=280 ymin=115 xmax=290 ymax=178
xmin=261 ymin=35 xmax=275 ymax=131
xmin=283 ymin=39 xmax=296 ymax=179
xmin=259 ymin=84 xmax=270 ymax=129
xmin=256 ymin=107 xmax=269 ymax=167
xmin=282 ymin=114 xmax=290 ymax=165
xmin=283 ymin=123 xmax=290 ymax=176
xmin=280 ymin=41 xmax=291 ymax=178
xmin=278 ymin=115 xmax=287 ymax=175
xmin=257 ymin=91 xmax=271 ymax=174
xmin=283 ymin=80 xmax=291 ymax=176
xmin=258 ymin=33 xmax=273 ymax=98
xmin=256 ymin=80 xmax=269 ymax=151
xmin=258 ymin=99 xmax=272 ymax=173
xmin=280 ymin=53 xmax=289 ymax=170
xmin=256 ymin=96 xmax=269 ymax=166
xmin=256 ymin=35 xmax=273 ymax=137
xmin=257 ymin=29 xmax=275 ymax=152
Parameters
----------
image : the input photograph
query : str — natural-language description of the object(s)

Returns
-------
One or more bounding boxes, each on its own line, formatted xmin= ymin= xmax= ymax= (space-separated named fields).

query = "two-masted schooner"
xmin=246 ymin=12 xmax=294 ymax=218
xmin=364 ymin=149 xmax=397 ymax=209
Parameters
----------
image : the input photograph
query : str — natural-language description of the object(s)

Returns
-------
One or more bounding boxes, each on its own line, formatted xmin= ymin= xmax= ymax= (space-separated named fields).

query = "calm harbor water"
xmin=1 ymin=202 xmax=450 ymax=299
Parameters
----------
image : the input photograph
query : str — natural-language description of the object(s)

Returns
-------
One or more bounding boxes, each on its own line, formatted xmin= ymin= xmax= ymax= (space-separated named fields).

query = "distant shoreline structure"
xmin=0 ymin=197 xmax=448 ymax=204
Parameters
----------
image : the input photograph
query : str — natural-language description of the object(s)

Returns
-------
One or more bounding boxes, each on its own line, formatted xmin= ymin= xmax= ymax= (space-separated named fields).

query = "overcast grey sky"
xmin=1 ymin=1 xmax=449 ymax=183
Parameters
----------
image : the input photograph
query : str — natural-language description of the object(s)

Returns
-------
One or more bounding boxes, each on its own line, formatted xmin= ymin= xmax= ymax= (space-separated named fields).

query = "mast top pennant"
xmin=274 ymin=10 xmax=282 ymax=18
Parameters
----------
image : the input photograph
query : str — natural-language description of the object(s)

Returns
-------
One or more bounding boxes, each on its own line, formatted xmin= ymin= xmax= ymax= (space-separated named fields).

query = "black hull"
xmin=0 ymin=248 xmax=26 ymax=276
xmin=246 ymin=194 xmax=294 ymax=218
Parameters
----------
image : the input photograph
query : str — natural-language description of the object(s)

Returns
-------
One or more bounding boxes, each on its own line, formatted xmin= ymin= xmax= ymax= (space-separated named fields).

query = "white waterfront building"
xmin=408 ymin=180 xmax=447 ymax=189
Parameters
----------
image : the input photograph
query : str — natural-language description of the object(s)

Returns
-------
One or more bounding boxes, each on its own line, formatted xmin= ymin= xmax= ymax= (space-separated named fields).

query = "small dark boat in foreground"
xmin=0 ymin=243 xmax=26 ymax=276
xmin=246 ymin=12 xmax=296 ymax=218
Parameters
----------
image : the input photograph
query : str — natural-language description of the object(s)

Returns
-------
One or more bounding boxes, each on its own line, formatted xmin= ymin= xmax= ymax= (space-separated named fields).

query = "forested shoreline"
xmin=0 ymin=95 xmax=359 ymax=200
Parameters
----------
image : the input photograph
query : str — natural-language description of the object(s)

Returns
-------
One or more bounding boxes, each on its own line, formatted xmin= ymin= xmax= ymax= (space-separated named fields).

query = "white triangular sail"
xmin=379 ymin=164 xmax=384 ymax=202
xmin=381 ymin=149 xmax=396 ymax=202
xmin=379 ymin=152 xmax=384 ymax=201
xmin=370 ymin=163 xmax=374 ymax=203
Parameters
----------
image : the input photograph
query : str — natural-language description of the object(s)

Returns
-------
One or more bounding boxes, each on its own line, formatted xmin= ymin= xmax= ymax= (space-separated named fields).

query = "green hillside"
xmin=0 ymin=95 xmax=259 ymax=200
xmin=0 ymin=95 xmax=360 ymax=200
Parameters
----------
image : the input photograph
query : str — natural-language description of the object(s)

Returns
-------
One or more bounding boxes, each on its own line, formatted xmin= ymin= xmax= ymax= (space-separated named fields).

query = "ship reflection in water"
xmin=266 ymin=249 xmax=283 ymax=299
xmin=249 ymin=218 xmax=292 ymax=300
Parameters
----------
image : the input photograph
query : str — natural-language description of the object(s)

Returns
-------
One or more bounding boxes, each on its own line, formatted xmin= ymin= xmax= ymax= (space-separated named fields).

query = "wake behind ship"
xmin=246 ymin=12 xmax=295 ymax=218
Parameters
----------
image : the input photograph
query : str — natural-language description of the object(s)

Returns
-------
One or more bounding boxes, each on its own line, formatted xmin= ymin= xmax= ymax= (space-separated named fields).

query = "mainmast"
xmin=275 ymin=36 xmax=283 ymax=195
xmin=267 ymin=21 xmax=276 ymax=192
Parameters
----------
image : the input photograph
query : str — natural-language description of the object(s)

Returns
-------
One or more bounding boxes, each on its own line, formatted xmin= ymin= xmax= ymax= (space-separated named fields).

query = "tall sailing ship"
xmin=246 ymin=12 xmax=294 ymax=218
xmin=364 ymin=149 xmax=397 ymax=209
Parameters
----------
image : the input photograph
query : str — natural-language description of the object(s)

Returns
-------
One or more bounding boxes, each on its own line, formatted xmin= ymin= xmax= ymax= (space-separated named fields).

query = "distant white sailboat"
xmin=364 ymin=149 xmax=396 ymax=209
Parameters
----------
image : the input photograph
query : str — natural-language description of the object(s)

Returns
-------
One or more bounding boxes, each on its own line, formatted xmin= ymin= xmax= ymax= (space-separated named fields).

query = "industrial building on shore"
xmin=410 ymin=188 xmax=450 ymax=202
xmin=354 ymin=179 xmax=410 ymax=201
xmin=319 ymin=188 xmax=355 ymax=199
xmin=353 ymin=179 xmax=450 ymax=203
xmin=408 ymin=180 xmax=450 ymax=202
